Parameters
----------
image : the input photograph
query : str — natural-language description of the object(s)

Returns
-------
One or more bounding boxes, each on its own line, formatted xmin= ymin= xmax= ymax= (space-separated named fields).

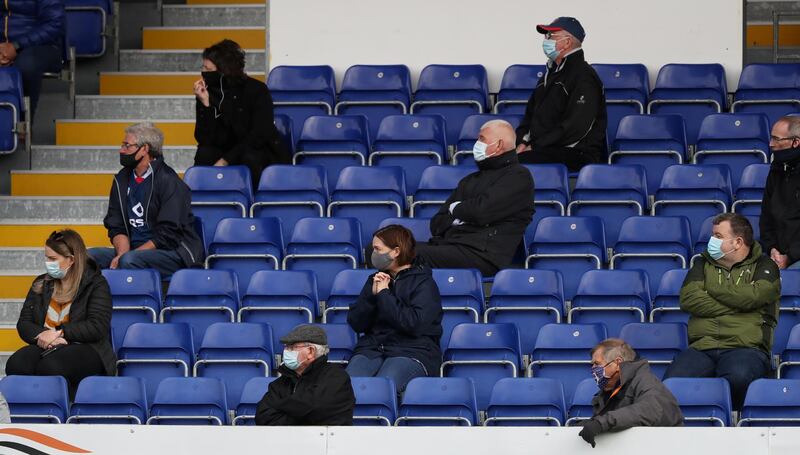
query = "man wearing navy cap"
xmin=515 ymin=17 xmax=607 ymax=172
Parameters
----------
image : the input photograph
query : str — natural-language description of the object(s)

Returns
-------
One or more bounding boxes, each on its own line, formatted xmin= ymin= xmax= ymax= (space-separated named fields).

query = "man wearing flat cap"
xmin=516 ymin=16 xmax=607 ymax=172
xmin=255 ymin=324 xmax=355 ymax=426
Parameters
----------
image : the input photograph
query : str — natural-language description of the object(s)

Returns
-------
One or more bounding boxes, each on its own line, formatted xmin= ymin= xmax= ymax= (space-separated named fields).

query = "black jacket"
xmin=17 ymin=259 xmax=116 ymax=376
xmin=194 ymin=75 xmax=290 ymax=167
xmin=430 ymin=151 xmax=535 ymax=269
xmin=760 ymin=155 xmax=800 ymax=264
xmin=516 ymin=49 xmax=607 ymax=163
xmin=347 ymin=265 xmax=443 ymax=376
xmin=589 ymin=359 xmax=683 ymax=432
xmin=104 ymin=159 xmax=204 ymax=268
xmin=255 ymin=356 xmax=355 ymax=426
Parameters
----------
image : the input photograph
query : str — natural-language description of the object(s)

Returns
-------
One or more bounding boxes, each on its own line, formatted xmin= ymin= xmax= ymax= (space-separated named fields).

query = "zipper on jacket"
xmin=180 ymin=241 xmax=196 ymax=265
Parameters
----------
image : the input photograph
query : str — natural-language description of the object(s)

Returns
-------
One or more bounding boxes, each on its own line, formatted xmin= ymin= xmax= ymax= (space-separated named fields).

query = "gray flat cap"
xmin=279 ymin=324 xmax=328 ymax=345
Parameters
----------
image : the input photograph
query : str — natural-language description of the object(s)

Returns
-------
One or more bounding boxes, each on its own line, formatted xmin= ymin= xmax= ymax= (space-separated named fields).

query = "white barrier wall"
xmin=269 ymin=0 xmax=744 ymax=92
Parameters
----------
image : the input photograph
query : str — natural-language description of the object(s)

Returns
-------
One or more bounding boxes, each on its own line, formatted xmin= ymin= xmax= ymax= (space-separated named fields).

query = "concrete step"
xmin=187 ymin=0 xmax=264 ymax=4
xmin=747 ymin=1 xmax=800 ymax=23
xmin=0 ymin=222 xmax=107 ymax=247
xmin=0 ymin=248 xmax=43 ymax=271
xmin=162 ymin=4 xmax=266 ymax=27
xmin=55 ymin=119 xmax=196 ymax=146
xmin=32 ymin=146 xmax=196 ymax=171
xmin=0 ymin=197 xmax=107 ymax=220
xmin=0 ymin=300 xmax=22 ymax=326
xmin=99 ymin=72 xmax=265 ymax=96
xmin=76 ymin=95 xmax=195 ymax=120
xmin=119 ymin=49 xmax=265 ymax=72
xmin=11 ymin=171 xmax=118 ymax=196
xmin=142 ymin=26 xmax=265 ymax=50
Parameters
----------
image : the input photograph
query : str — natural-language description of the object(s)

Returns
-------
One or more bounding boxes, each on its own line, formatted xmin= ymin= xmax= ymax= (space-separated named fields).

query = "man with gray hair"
xmin=89 ymin=122 xmax=204 ymax=278
xmin=578 ymin=338 xmax=682 ymax=447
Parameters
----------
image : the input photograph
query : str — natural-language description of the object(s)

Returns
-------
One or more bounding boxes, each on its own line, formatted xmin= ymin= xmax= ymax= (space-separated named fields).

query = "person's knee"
xmin=117 ymin=251 xmax=146 ymax=269
xmin=88 ymin=248 xmax=113 ymax=268
xmin=5 ymin=350 xmax=36 ymax=376
xmin=33 ymin=357 xmax=65 ymax=377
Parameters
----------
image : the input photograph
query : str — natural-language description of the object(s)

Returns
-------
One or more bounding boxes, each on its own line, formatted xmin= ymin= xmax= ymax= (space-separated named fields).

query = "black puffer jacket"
xmin=760 ymin=154 xmax=800 ymax=264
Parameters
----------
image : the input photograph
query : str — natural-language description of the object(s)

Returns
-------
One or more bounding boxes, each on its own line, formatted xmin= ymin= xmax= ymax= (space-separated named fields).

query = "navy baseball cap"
xmin=537 ymin=17 xmax=586 ymax=42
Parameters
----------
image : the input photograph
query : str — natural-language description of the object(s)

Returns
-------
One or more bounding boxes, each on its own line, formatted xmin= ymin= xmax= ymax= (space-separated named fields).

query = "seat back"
xmin=453 ymin=114 xmax=522 ymax=165
xmin=64 ymin=0 xmax=111 ymax=57
xmin=234 ymin=377 xmax=276 ymax=425
xmin=148 ymin=377 xmax=228 ymax=425
xmin=337 ymin=64 xmax=412 ymax=139
xmin=592 ymin=63 xmax=649 ymax=144
xmin=496 ymin=64 xmax=546 ymax=115
xmin=253 ymin=164 xmax=328 ymax=240
xmin=0 ymin=67 xmax=23 ymax=153
xmin=102 ymin=268 xmax=162 ymax=351
xmin=296 ymin=115 xmax=371 ymax=185
xmin=163 ymin=269 xmax=240 ymax=342
xmin=351 ymin=376 xmax=398 ymax=427
xmin=0 ymin=375 xmax=69 ymax=423
xmin=184 ymin=165 xmax=253 ymax=240
xmin=69 ymin=376 xmax=147 ymax=424
xmin=324 ymin=269 xmax=377 ymax=324
xmin=412 ymin=165 xmax=476 ymax=218
xmin=397 ymin=377 xmax=478 ymax=426
xmin=378 ymin=217 xmax=432 ymax=243
xmin=570 ymin=270 xmax=651 ymax=337
xmin=567 ymin=378 xmax=599 ymax=426
xmin=652 ymin=269 xmax=690 ymax=324
xmin=312 ymin=323 xmax=358 ymax=364
xmin=663 ymin=377 xmax=732 ymax=426
xmin=619 ymin=323 xmax=688 ymax=378
xmin=733 ymin=63 xmax=800 ymax=126
xmin=734 ymin=163 xmax=771 ymax=215
xmin=268 ymin=65 xmax=336 ymax=140
xmin=485 ymin=377 xmax=566 ymax=426
xmin=740 ymin=379 xmax=800 ymax=427
xmin=524 ymin=164 xmax=570 ymax=237
xmin=274 ymin=114 xmax=295 ymax=155
xmin=776 ymin=270 xmax=800 ymax=357
xmin=694 ymin=113 xmax=771 ymax=185
xmin=432 ymin=268 xmax=484 ymax=349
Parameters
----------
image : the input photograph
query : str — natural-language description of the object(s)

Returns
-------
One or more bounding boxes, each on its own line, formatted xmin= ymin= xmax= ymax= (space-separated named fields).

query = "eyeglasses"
xmin=545 ymin=32 xmax=566 ymax=40
xmin=120 ymin=142 xmax=142 ymax=151
xmin=770 ymin=135 xmax=798 ymax=143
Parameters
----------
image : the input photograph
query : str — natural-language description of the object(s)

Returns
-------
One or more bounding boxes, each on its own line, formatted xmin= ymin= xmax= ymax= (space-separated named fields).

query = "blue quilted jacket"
xmin=0 ymin=0 xmax=65 ymax=50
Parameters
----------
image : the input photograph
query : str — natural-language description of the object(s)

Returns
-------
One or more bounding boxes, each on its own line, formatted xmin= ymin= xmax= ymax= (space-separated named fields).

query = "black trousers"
xmin=414 ymin=242 xmax=499 ymax=277
xmin=518 ymin=147 xmax=599 ymax=172
xmin=195 ymin=144 xmax=265 ymax=188
xmin=6 ymin=343 xmax=106 ymax=398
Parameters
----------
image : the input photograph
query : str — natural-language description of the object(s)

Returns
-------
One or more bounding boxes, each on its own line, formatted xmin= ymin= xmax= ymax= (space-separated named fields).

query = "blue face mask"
xmin=282 ymin=349 xmax=302 ymax=370
xmin=707 ymin=236 xmax=726 ymax=260
xmin=542 ymin=39 xmax=560 ymax=60
xmin=472 ymin=139 xmax=498 ymax=162
xmin=592 ymin=360 xmax=616 ymax=389
xmin=45 ymin=261 xmax=67 ymax=279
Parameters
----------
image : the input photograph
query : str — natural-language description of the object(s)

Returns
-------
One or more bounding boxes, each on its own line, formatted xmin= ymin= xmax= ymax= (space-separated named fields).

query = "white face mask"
xmin=473 ymin=139 xmax=499 ymax=162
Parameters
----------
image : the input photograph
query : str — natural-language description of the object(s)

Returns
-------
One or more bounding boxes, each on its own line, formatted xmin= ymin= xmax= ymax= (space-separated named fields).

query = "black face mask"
xmin=773 ymin=146 xmax=800 ymax=165
xmin=120 ymin=149 xmax=143 ymax=169
xmin=201 ymin=70 xmax=222 ymax=87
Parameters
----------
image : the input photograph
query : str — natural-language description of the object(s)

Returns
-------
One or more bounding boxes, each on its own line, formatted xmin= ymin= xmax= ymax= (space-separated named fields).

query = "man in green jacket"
xmin=664 ymin=213 xmax=781 ymax=410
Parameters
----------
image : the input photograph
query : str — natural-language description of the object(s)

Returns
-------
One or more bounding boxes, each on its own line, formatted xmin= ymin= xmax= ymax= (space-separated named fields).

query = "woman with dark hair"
xmin=6 ymin=230 xmax=115 ymax=397
xmin=346 ymin=225 xmax=443 ymax=396
xmin=193 ymin=39 xmax=290 ymax=187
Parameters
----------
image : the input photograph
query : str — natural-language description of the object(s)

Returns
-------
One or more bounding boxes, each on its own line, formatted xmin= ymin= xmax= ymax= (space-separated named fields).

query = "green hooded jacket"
xmin=679 ymin=242 xmax=781 ymax=354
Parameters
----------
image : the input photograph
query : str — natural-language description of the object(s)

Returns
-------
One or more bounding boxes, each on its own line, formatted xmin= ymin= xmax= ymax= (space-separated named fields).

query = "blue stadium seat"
xmin=732 ymin=163 xmax=770 ymax=216
xmin=779 ymin=323 xmax=800 ymax=379
xmin=328 ymin=166 xmax=407 ymax=247
xmin=738 ymin=378 xmax=800 ymax=427
xmin=776 ymin=270 xmax=800 ymax=357
xmin=311 ymin=323 xmax=358 ymax=364
xmin=610 ymin=114 xmax=688 ymax=195
xmin=592 ymin=63 xmax=649 ymax=145
xmin=566 ymin=378 xmax=598 ymax=426
xmin=396 ymin=377 xmax=478 ymax=426
xmin=411 ymin=64 xmax=490 ymax=146
xmin=335 ymin=64 xmax=412 ymax=140
xmin=650 ymin=269 xmax=690 ymax=324
xmin=0 ymin=67 xmax=24 ymax=154
xmin=268 ymin=65 xmax=336 ymax=140
xmin=274 ymin=114 xmax=295 ymax=156
xmin=378 ymin=217 xmax=432 ymax=242
xmin=494 ymin=64 xmax=546 ymax=115
xmin=663 ymin=377 xmax=733 ymax=426
xmin=569 ymin=270 xmax=651 ymax=338
xmin=484 ymin=377 xmax=565 ymax=426
xmin=693 ymin=113 xmax=771 ymax=186
xmin=295 ymin=115 xmax=371 ymax=185
xmin=102 ymin=268 xmax=161 ymax=352
xmin=732 ymin=63 xmax=800 ymax=127
xmin=648 ymin=63 xmax=727 ymax=145
xmin=351 ymin=376 xmax=398 ymax=426
xmin=323 ymin=269 xmax=376 ymax=324
xmin=251 ymin=164 xmax=328 ymax=241
xmin=370 ymin=114 xmax=448 ymax=193
xmin=283 ymin=217 xmax=363 ymax=300
xmin=68 ymin=376 xmax=147 ymax=424
xmin=205 ymin=217 xmax=283 ymax=297
xmin=524 ymin=164 xmax=570 ymax=242
xmin=161 ymin=269 xmax=239 ymax=343
xmin=452 ymin=113 xmax=523 ymax=166
xmin=441 ymin=323 xmax=522 ymax=411
xmin=619 ymin=323 xmax=687 ymax=379
xmin=147 ymin=377 xmax=227 ymax=425
xmin=64 ymin=0 xmax=113 ymax=57
xmin=0 ymin=375 xmax=69 ymax=423
xmin=484 ymin=269 xmax=564 ymax=355
xmin=233 ymin=376 xmax=276 ymax=425
xmin=184 ymin=165 xmax=253 ymax=241
xmin=432 ymin=268 xmax=484 ymax=349
xmin=567 ymin=164 xmax=648 ymax=246
xmin=411 ymin=165 xmax=475 ymax=218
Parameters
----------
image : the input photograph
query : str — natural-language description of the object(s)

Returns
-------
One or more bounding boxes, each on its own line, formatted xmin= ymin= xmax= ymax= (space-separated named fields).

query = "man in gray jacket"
xmin=579 ymin=339 xmax=683 ymax=447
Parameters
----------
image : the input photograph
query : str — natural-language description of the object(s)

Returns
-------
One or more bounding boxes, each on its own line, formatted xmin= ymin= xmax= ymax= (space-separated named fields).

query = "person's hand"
xmin=110 ymin=255 xmax=121 ymax=269
xmin=771 ymin=248 xmax=789 ymax=269
xmin=579 ymin=419 xmax=603 ymax=448
xmin=48 ymin=337 xmax=68 ymax=348
xmin=35 ymin=330 xmax=61 ymax=349
xmin=193 ymin=79 xmax=210 ymax=107
xmin=213 ymin=158 xmax=229 ymax=167
xmin=0 ymin=43 xmax=17 ymax=65
xmin=516 ymin=143 xmax=530 ymax=154
xmin=374 ymin=272 xmax=391 ymax=294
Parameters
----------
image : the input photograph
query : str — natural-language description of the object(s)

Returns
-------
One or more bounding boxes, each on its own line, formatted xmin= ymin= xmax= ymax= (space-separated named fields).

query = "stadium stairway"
xmin=0 ymin=0 xmax=267 ymax=371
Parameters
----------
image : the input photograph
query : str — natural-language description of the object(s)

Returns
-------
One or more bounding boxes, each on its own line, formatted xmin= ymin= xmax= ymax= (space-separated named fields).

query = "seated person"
xmin=256 ymin=324 xmax=355 ymax=426
xmin=346 ymin=225 xmax=443 ymax=396
xmin=6 ymin=230 xmax=115 ymax=397
xmin=579 ymin=339 xmax=683 ymax=447
xmin=416 ymin=119 xmax=535 ymax=276
xmin=664 ymin=213 xmax=781 ymax=410
xmin=89 ymin=122 xmax=204 ymax=278
xmin=193 ymin=39 xmax=290 ymax=188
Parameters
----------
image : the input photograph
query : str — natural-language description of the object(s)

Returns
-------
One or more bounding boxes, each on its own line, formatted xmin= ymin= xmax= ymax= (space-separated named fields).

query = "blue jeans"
xmin=89 ymin=247 xmax=184 ymax=279
xmin=346 ymin=354 xmax=427 ymax=396
xmin=14 ymin=44 xmax=62 ymax=119
xmin=663 ymin=347 xmax=770 ymax=410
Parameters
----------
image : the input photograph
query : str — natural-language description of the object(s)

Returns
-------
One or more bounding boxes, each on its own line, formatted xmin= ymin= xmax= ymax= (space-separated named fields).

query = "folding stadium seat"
xmin=274 ymin=114 xmax=295 ymax=156
xmin=452 ymin=114 xmax=522 ymax=166
xmin=251 ymin=164 xmax=328 ymax=241
xmin=738 ymin=379 xmax=800 ymax=427
xmin=395 ymin=377 xmax=478 ymax=426
xmin=205 ymin=217 xmax=283 ymax=297
xmin=484 ymin=269 xmax=564 ymax=356
xmin=732 ymin=163 xmax=770 ymax=216
xmin=567 ymin=164 xmax=648 ymax=246
xmin=732 ymin=63 xmax=800 ymax=127
xmin=0 ymin=376 xmax=69 ymax=423
xmin=650 ymin=269 xmax=690 ymax=324
xmin=776 ymin=270 xmax=800 ymax=357
xmin=493 ymin=64 xmax=546 ymax=115
xmin=0 ymin=67 xmax=25 ymax=154
xmin=328 ymin=166 xmax=407 ymax=247
xmin=568 ymin=270 xmax=651 ymax=338
xmin=525 ymin=216 xmax=607 ymax=302
xmin=611 ymin=216 xmax=692 ymax=296
xmin=378 ymin=217 xmax=432 ymax=242
xmin=778 ymin=323 xmax=800 ymax=379
xmin=484 ymin=377 xmax=565 ymax=426
xmin=529 ymin=323 xmax=607 ymax=403
xmin=183 ymin=165 xmax=253 ymax=241
xmin=193 ymin=216 xmax=208 ymax=259
xmin=335 ymin=64 xmax=412 ymax=140
xmin=609 ymin=114 xmax=688 ymax=195
xmin=411 ymin=64 xmax=490 ymax=146
xmin=68 ymin=376 xmax=147 ymax=424
xmin=411 ymin=165 xmax=475 ymax=218
xmin=102 ymin=268 xmax=161 ymax=352
xmin=524 ymin=164 xmax=570 ymax=238
xmin=663 ymin=377 xmax=733 ymax=426
xmin=161 ymin=269 xmax=239 ymax=343
xmin=233 ymin=377 xmax=276 ymax=425
xmin=238 ymin=270 xmax=319 ymax=354
xmin=652 ymin=164 xmax=733 ymax=242
xmin=693 ymin=113 xmax=771 ymax=186
xmin=432 ymin=268 xmax=484 ymax=349
xmin=147 ymin=377 xmax=227 ymax=425
xmin=282 ymin=217 xmax=363 ymax=300
xmin=647 ymin=63 xmax=727 ymax=145
xmin=268 ymin=65 xmax=336 ymax=140
xmin=312 ymin=323 xmax=358 ymax=364
xmin=64 ymin=0 xmax=114 ymax=57
xmin=441 ymin=323 xmax=522 ymax=411
xmin=370 ymin=114 xmax=448 ymax=193
xmin=194 ymin=322 xmax=274 ymax=410
xmin=323 ymin=269 xmax=376 ymax=324
xmin=619 ymin=323 xmax=687 ymax=379
xmin=566 ymin=378 xmax=598 ymax=426
xmin=117 ymin=323 xmax=195 ymax=405
xmin=592 ymin=63 xmax=649 ymax=145
xmin=294 ymin=115 xmax=371 ymax=185
xmin=351 ymin=376 xmax=398 ymax=426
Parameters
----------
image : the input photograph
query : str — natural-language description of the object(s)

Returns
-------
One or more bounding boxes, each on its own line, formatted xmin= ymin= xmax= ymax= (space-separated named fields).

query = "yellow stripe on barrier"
xmin=56 ymin=121 xmax=196 ymax=146
xmin=142 ymin=28 xmax=265 ymax=50
xmin=100 ymin=73 xmax=265 ymax=96
xmin=0 ymin=275 xmax=34 ymax=300
xmin=0 ymin=225 xmax=107 ymax=247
